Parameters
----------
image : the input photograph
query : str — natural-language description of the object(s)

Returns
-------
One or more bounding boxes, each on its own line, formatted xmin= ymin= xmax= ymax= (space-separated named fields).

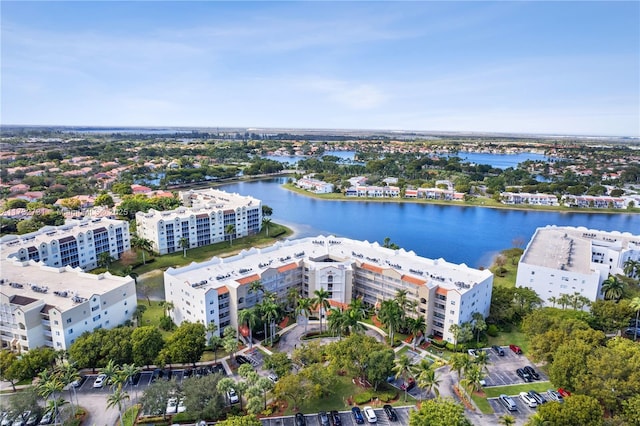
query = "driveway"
xmin=277 ymin=320 xmax=385 ymax=354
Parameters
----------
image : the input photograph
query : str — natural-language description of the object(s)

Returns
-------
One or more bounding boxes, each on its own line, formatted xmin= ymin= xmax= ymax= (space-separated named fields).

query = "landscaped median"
xmin=470 ymin=381 xmax=553 ymax=414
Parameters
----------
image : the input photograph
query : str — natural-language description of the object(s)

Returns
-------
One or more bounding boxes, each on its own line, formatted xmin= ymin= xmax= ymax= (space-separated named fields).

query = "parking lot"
xmin=480 ymin=346 xmax=548 ymax=387
xmin=260 ymin=406 xmax=416 ymax=426
xmin=488 ymin=390 xmax=560 ymax=417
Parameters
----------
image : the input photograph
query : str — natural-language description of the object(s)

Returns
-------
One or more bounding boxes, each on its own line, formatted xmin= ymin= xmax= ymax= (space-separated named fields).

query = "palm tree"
xmin=57 ymin=362 xmax=80 ymax=414
xmin=449 ymin=353 xmax=472 ymax=382
xmin=623 ymin=259 xmax=640 ymax=279
xmin=97 ymin=251 xmax=115 ymax=270
xmin=134 ymin=304 xmax=147 ymax=326
xmin=449 ymin=323 xmax=461 ymax=352
xmin=131 ymin=235 xmax=153 ymax=265
xmin=558 ymin=293 xmax=571 ymax=309
xmin=36 ymin=373 xmax=64 ymax=425
xmin=209 ymin=334 xmax=223 ymax=362
xmin=106 ymin=384 xmax=130 ymax=426
xmin=412 ymin=359 xmax=440 ymax=397
xmin=312 ymin=288 xmax=331 ymax=333
xmin=100 ymin=359 xmax=120 ymax=390
xmin=471 ymin=312 xmax=486 ymax=345
xmin=262 ymin=301 xmax=279 ymax=345
xmin=406 ymin=316 xmax=427 ymax=349
xmin=394 ymin=289 xmax=409 ymax=321
xmin=392 ymin=354 xmax=413 ymax=402
xmin=547 ymin=296 xmax=558 ymax=308
xmin=120 ymin=363 xmax=140 ymax=405
xmin=262 ymin=217 xmax=272 ymax=236
xmin=378 ymin=299 xmax=402 ymax=344
xmin=160 ymin=301 xmax=175 ymax=318
xmin=327 ymin=307 xmax=347 ymax=338
xmin=296 ymin=297 xmax=313 ymax=333
xmin=238 ymin=307 xmax=260 ymax=348
xmin=498 ymin=414 xmax=516 ymax=426
xmin=601 ymin=274 xmax=626 ymax=301
xmin=225 ymin=224 xmax=236 ymax=246
xmin=343 ymin=305 xmax=366 ymax=335
xmin=630 ymin=297 xmax=640 ymax=342
xmin=474 ymin=350 xmax=490 ymax=372
xmin=179 ymin=237 xmax=189 ymax=257
xmin=460 ymin=364 xmax=484 ymax=394
xmin=286 ymin=287 xmax=300 ymax=313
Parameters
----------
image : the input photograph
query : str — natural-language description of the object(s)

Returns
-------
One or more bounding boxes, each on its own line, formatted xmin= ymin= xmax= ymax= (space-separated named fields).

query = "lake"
xmin=219 ymin=178 xmax=638 ymax=268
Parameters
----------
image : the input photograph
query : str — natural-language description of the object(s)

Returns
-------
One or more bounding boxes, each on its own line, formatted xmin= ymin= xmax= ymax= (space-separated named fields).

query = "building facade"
xmin=0 ymin=259 xmax=136 ymax=352
xmin=516 ymin=226 xmax=640 ymax=307
xmin=136 ymin=189 xmax=262 ymax=255
xmin=1 ymin=218 xmax=130 ymax=271
xmin=164 ymin=235 xmax=493 ymax=343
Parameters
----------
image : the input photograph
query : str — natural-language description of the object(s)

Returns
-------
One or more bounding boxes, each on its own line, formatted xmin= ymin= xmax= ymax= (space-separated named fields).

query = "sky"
xmin=1 ymin=1 xmax=639 ymax=137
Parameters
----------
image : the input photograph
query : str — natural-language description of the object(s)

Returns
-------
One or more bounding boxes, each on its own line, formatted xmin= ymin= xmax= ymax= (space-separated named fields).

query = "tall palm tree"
xmin=392 ymin=354 xmax=413 ymax=402
xmin=131 ymin=235 xmax=153 ymax=265
xmin=120 ymin=363 xmax=140 ymax=406
xmin=449 ymin=323 xmax=461 ymax=352
xmin=547 ymin=296 xmax=558 ymax=308
xmin=296 ymin=297 xmax=313 ymax=333
xmin=406 ymin=316 xmax=427 ymax=349
xmin=394 ymin=289 xmax=409 ymax=321
xmin=449 ymin=353 xmax=472 ymax=382
xmin=630 ymin=297 xmax=640 ymax=342
xmin=473 ymin=350 xmax=490 ymax=372
xmin=286 ymin=287 xmax=300 ymax=313
xmin=471 ymin=312 xmax=487 ymax=345
xmin=238 ymin=307 xmax=260 ymax=348
xmin=225 ymin=224 xmax=236 ymax=246
xmin=412 ymin=359 xmax=440 ymax=397
xmin=327 ymin=307 xmax=347 ymax=338
xmin=134 ymin=304 xmax=147 ymax=326
xmin=558 ymin=293 xmax=571 ymax=309
xmin=57 ymin=362 xmax=80 ymax=414
xmin=460 ymin=364 xmax=484 ymax=394
xmin=36 ymin=372 xmax=64 ymax=425
xmin=312 ymin=288 xmax=331 ymax=333
xmin=343 ymin=305 xmax=366 ymax=335
xmin=262 ymin=217 xmax=272 ymax=236
xmin=601 ymin=274 xmax=626 ymax=301
xmin=106 ymin=384 xmax=130 ymax=426
xmin=262 ymin=301 xmax=279 ymax=345
xmin=623 ymin=259 xmax=640 ymax=279
xmin=99 ymin=359 xmax=120 ymax=390
xmin=179 ymin=237 xmax=189 ymax=257
xmin=378 ymin=299 xmax=402 ymax=344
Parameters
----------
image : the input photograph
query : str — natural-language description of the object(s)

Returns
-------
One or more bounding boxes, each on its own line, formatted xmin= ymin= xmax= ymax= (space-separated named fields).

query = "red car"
xmin=509 ymin=344 xmax=523 ymax=354
xmin=557 ymin=388 xmax=572 ymax=398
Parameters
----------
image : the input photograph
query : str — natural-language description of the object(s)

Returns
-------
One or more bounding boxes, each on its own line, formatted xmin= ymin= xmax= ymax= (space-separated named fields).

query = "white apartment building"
xmin=0 ymin=218 xmax=130 ymax=271
xmin=501 ymin=192 xmax=559 ymax=206
xmin=0 ymin=258 xmax=136 ymax=352
xmin=295 ymin=177 xmax=334 ymax=194
xmin=516 ymin=226 xmax=640 ymax=307
xmin=136 ymin=189 xmax=262 ymax=255
xmin=164 ymin=235 xmax=493 ymax=343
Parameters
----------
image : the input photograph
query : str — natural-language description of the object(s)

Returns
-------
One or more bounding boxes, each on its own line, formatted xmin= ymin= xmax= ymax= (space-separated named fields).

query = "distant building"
xmin=0 ymin=258 xmax=136 ymax=352
xmin=405 ymin=187 xmax=464 ymax=201
xmin=164 ymin=235 xmax=493 ymax=343
xmin=516 ymin=226 xmax=640 ymax=307
xmin=1 ymin=218 xmax=131 ymax=270
xmin=501 ymin=192 xmax=559 ymax=206
xmin=295 ymin=177 xmax=334 ymax=194
xmin=136 ymin=188 xmax=262 ymax=255
xmin=563 ymin=195 xmax=626 ymax=209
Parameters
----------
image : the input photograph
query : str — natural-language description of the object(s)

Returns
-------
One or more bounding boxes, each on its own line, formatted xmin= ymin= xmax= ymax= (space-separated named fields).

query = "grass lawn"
xmin=111 ymin=222 xmax=293 ymax=275
xmin=483 ymin=381 xmax=553 ymax=398
xmin=489 ymin=248 xmax=523 ymax=288
xmin=470 ymin=393 xmax=493 ymax=414
xmin=284 ymin=375 xmax=361 ymax=415
xmin=139 ymin=300 xmax=167 ymax=330
xmin=487 ymin=327 xmax=530 ymax=355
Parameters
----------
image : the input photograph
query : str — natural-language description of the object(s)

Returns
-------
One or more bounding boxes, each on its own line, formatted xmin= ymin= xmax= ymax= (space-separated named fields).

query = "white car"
xmin=268 ymin=373 xmax=279 ymax=383
xmin=520 ymin=392 xmax=538 ymax=408
xmin=93 ymin=374 xmax=107 ymax=388
xmin=177 ymin=398 xmax=186 ymax=413
xmin=227 ymin=388 xmax=239 ymax=404
xmin=363 ymin=406 xmax=377 ymax=423
xmin=467 ymin=349 xmax=478 ymax=358
xmin=166 ymin=397 xmax=178 ymax=414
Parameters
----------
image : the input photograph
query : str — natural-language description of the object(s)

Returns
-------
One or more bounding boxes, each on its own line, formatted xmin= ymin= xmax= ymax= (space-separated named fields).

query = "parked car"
xmin=383 ymin=405 xmax=398 ymax=421
xmin=268 ymin=372 xmax=279 ymax=383
xmin=177 ymin=398 xmax=186 ymax=413
xmin=492 ymin=345 xmax=505 ymax=356
xmin=519 ymin=392 xmax=538 ymax=408
xmin=467 ymin=349 xmax=478 ymax=358
xmin=330 ymin=410 xmax=342 ymax=426
xmin=25 ymin=412 xmax=39 ymax=426
xmin=93 ymin=374 xmax=107 ymax=388
xmin=1 ymin=414 xmax=13 ymax=426
xmin=516 ymin=368 xmax=532 ymax=382
xmin=227 ymin=388 xmax=239 ymax=404
xmin=546 ymin=389 xmax=564 ymax=403
xmin=401 ymin=377 xmax=416 ymax=391
xmin=624 ymin=328 xmax=640 ymax=337
xmin=166 ymin=397 xmax=178 ymax=414
xmin=295 ymin=413 xmax=306 ymax=426
xmin=557 ymin=388 xmax=572 ymax=398
xmin=38 ymin=410 xmax=56 ymax=426
xmin=351 ymin=407 xmax=365 ymax=424
xmin=235 ymin=355 xmax=250 ymax=365
xmin=71 ymin=376 xmax=87 ymax=388
xmin=499 ymin=394 xmax=518 ymax=411
xmin=509 ymin=344 xmax=523 ymax=354
xmin=363 ymin=406 xmax=377 ymax=423
xmin=318 ymin=411 xmax=330 ymax=426
xmin=528 ymin=390 xmax=547 ymax=405
xmin=524 ymin=366 xmax=540 ymax=380
xmin=12 ymin=411 xmax=28 ymax=426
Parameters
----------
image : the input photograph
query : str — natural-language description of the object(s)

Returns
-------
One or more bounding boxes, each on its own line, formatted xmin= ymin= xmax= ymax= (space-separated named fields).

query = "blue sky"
xmin=2 ymin=1 xmax=639 ymax=136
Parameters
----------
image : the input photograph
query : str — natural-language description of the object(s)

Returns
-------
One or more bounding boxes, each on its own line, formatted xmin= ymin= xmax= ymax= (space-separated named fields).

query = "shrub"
xmin=487 ymin=324 xmax=499 ymax=337
xmin=159 ymin=316 xmax=176 ymax=331
xmin=375 ymin=389 xmax=399 ymax=402
xmin=354 ymin=391 xmax=373 ymax=405
xmin=172 ymin=411 xmax=198 ymax=422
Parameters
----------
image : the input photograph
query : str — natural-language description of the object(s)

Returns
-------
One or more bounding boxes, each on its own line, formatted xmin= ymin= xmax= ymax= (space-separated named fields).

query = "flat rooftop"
xmin=166 ymin=235 xmax=492 ymax=294
xmin=520 ymin=225 xmax=640 ymax=273
xmin=1 ymin=259 xmax=133 ymax=311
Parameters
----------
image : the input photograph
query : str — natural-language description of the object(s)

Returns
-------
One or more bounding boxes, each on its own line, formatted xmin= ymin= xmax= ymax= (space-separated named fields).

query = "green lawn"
xmin=489 ymin=248 xmax=523 ymax=288
xmin=111 ymin=222 xmax=293 ymax=275
xmin=284 ymin=375 xmax=361 ymax=415
xmin=483 ymin=381 xmax=553 ymax=398
xmin=487 ymin=327 xmax=530 ymax=355
xmin=139 ymin=300 xmax=167 ymax=328
xmin=470 ymin=393 xmax=493 ymax=414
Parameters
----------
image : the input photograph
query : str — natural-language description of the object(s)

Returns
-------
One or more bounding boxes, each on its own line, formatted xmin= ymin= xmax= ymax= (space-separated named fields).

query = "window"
xmin=68 ymin=329 xmax=73 ymax=334
xmin=210 ymin=310 xmax=215 ymax=315
xmin=450 ymin=300 xmax=456 ymax=305
xmin=54 ymin=320 xmax=59 ymax=325
xmin=66 ymin=318 xmax=72 ymax=324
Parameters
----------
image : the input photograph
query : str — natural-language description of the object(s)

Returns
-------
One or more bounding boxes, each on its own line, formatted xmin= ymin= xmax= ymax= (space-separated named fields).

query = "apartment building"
xmin=404 ymin=187 xmax=464 ymax=201
xmin=164 ymin=235 xmax=493 ymax=343
xmin=516 ymin=226 xmax=640 ymax=306
xmin=500 ymin=192 xmax=559 ymax=206
xmin=0 ymin=218 xmax=130 ymax=271
xmin=0 ymin=258 xmax=136 ymax=352
xmin=136 ymin=189 xmax=262 ymax=255
xmin=295 ymin=177 xmax=335 ymax=194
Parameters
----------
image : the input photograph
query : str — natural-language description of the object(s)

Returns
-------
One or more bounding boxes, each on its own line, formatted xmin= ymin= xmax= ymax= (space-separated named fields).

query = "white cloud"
xmin=302 ymin=78 xmax=386 ymax=110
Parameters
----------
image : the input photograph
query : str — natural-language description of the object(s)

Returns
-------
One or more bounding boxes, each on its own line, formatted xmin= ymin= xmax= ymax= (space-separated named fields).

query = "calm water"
xmin=220 ymin=178 xmax=639 ymax=268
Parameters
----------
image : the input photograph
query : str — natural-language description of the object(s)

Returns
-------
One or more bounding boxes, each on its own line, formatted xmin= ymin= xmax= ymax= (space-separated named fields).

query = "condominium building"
xmin=0 ymin=218 xmax=131 ymax=271
xmin=295 ymin=177 xmax=334 ymax=194
xmin=164 ymin=235 xmax=493 ymax=343
xmin=0 ymin=258 xmax=136 ymax=352
xmin=516 ymin=226 xmax=640 ymax=306
xmin=136 ymin=189 xmax=262 ymax=255
xmin=500 ymin=192 xmax=559 ymax=206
